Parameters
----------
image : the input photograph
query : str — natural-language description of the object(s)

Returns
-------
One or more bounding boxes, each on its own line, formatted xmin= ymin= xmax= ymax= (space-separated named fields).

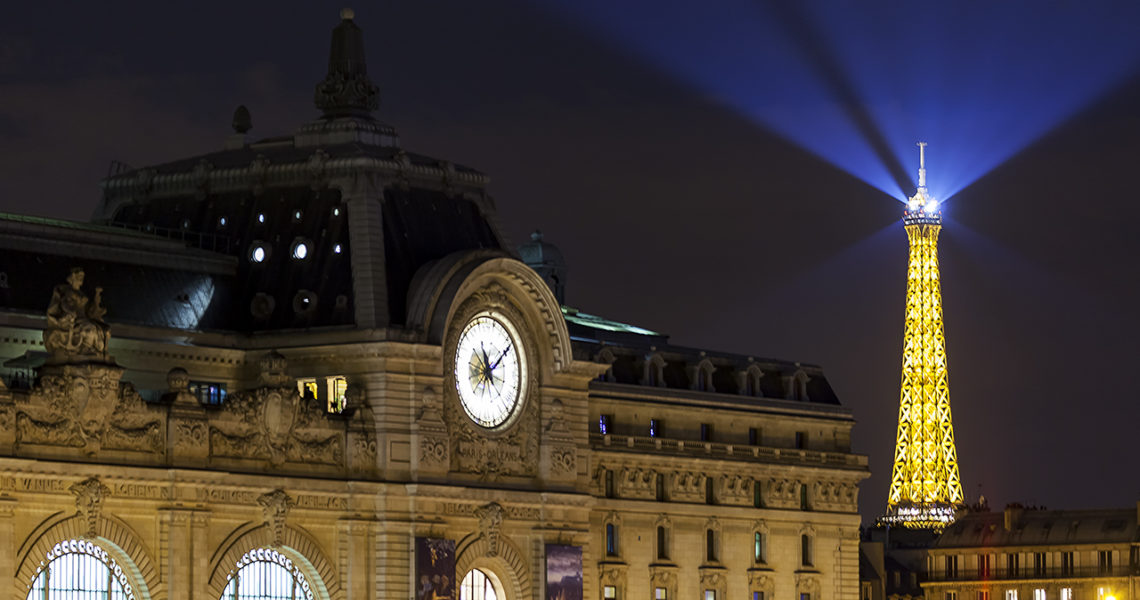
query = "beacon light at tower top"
xmin=904 ymin=142 xmax=941 ymax=223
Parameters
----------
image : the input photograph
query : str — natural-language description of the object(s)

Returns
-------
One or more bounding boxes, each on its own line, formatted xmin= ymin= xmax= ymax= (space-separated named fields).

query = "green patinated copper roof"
xmin=561 ymin=306 xmax=662 ymax=336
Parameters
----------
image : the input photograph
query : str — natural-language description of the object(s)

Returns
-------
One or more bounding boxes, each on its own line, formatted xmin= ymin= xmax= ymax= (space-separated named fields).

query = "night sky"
xmin=3 ymin=2 xmax=1140 ymax=524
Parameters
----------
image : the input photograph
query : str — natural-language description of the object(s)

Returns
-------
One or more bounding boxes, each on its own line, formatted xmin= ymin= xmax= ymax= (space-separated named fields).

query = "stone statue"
xmin=45 ymin=268 xmax=110 ymax=362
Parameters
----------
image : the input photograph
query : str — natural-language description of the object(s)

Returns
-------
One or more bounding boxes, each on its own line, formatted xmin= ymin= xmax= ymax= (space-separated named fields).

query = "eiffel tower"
xmin=881 ymin=143 xmax=965 ymax=530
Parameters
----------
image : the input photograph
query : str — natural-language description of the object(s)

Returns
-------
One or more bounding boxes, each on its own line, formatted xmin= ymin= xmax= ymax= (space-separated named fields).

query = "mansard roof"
xmin=565 ymin=304 xmax=840 ymax=405
xmin=932 ymin=507 xmax=1140 ymax=548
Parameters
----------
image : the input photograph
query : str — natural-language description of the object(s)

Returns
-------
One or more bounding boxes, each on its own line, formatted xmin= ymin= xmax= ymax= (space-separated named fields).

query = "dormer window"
xmin=257 ymin=213 xmax=266 ymax=223
xmin=334 ymin=243 xmax=343 ymax=254
xmin=332 ymin=206 xmax=341 ymax=217
xmin=218 ymin=216 xmax=228 ymax=227
xmin=293 ymin=209 xmax=303 ymax=221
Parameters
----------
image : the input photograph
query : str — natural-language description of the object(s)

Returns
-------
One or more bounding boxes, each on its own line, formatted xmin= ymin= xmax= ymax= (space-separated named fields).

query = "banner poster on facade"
xmin=415 ymin=537 xmax=456 ymax=600
xmin=545 ymin=544 xmax=583 ymax=600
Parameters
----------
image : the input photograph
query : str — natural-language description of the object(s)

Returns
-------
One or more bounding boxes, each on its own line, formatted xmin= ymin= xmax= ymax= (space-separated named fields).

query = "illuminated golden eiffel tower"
xmin=882 ymin=143 xmax=964 ymax=530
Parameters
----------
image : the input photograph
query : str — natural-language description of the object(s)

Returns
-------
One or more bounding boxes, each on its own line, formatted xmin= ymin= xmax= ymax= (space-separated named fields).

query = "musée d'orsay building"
xmin=0 ymin=11 xmax=868 ymax=600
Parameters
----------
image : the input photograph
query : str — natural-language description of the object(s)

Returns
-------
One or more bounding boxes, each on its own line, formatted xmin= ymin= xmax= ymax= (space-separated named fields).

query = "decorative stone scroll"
xmin=474 ymin=502 xmax=504 ymax=557
xmin=258 ymin=489 xmax=295 ymax=546
xmin=17 ymin=363 xmax=163 ymax=455
xmin=70 ymin=477 xmax=111 ymax=537
xmin=209 ymin=352 xmax=342 ymax=467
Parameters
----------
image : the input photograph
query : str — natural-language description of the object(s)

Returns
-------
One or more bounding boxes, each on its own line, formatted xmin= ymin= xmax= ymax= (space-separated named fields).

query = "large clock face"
xmin=454 ymin=314 xmax=524 ymax=428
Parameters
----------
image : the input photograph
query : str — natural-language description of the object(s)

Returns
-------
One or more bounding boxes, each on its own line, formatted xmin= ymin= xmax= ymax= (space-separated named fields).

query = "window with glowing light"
xmin=1060 ymin=589 xmax=1072 ymax=600
xmin=26 ymin=540 xmax=138 ymax=600
xmin=459 ymin=569 xmax=497 ymax=600
xmin=1005 ymin=590 xmax=1017 ymax=600
xmin=1034 ymin=589 xmax=1046 ymax=600
xmin=291 ymin=240 xmax=309 ymax=260
xmin=221 ymin=548 xmax=314 ymax=600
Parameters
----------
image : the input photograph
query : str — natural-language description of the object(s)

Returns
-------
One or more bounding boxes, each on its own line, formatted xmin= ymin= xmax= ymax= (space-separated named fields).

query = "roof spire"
xmin=314 ymin=8 xmax=380 ymax=119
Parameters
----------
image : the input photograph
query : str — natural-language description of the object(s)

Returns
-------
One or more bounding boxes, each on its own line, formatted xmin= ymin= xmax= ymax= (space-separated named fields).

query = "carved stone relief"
xmin=766 ymin=477 xmax=801 ymax=509
xmin=474 ymin=502 xmax=504 ymax=557
xmin=209 ymin=353 xmax=342 ymax=467
xmin=718 ymin=474 xmax=752 ymax=505
xmin=616 ymin=467 xmax=656 ymax=500
xmin=258 ymin=489 xmax=294 ymax=546
xmin=414 ymin=386 xmax=449 ymax=473
xmin=669 ymin=471 xmax=706 ymax=503
xmin=17 ymin=363 xmax=163 ymax=455
xmin=70 ymin=477 xmax=110 ymax=537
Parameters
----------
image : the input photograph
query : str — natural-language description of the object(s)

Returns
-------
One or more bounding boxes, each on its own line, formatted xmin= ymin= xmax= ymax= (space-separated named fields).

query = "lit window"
xmin=27 ymin=539 xmax=133 ymax=600
xmin=1061 ymin=589 xmax=1072 ymax=600
xmin=257 ymin=213 xmax=266 ymax=223
xmin=221 ymin=548 xmax=311 ymax=600
xmin=754 ymin=531 xmax=766 ymax=563
xmin=705 ymin=591 xmax=716 ymax=600
xmin=656 ymin=588 xmax=667 ymax=600
xmin=292 ymin=241 xmax=309 ymax=260
xmin=293 ymin=209 xmax=303 ymax=221
xmin=334 ymin=243 xmax=342 ymax=254
xmin=297 ymin=378 xmax=319 ymax=400
xmin=189 ymin=381 xmax=227 ymax=405
xmin=599 ymin=414 xmax=610 ymax=435
xmin=459 ymin=569 xmax=498 ymax=600
xmin=603 ymin=586 xmax=617 ymax=600
xmin=332 ymin=207 xmax=340 ymax=217
xmin=327 ymin=376 xmax=348 ymax=413
xmin=1035 ymin=589 xmax=1046 ymax=600
xmin=1006 ymin=590 xmax=1018 ymax=600
xmin=649 ymin=418 xmax=661 ymax=437
xmin=219 ymin=216 xmax=228 ymax=227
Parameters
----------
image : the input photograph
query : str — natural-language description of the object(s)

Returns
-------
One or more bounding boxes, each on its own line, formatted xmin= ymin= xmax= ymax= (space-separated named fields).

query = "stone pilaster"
xmin=0 ymin=497 xmax=16 ymax=595
xmin=339 ymin=519 xmax=376 ymax=600
xmin=336 ymin=174 xmax=388 ymax=329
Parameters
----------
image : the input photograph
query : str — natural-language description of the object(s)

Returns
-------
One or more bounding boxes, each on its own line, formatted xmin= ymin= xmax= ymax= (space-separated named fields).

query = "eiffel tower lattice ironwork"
xmin=881 ymin=143 xmax=964 ymax=530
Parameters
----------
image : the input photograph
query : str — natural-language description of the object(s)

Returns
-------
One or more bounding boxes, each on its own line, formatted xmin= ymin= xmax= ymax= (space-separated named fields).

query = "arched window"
xmin=222 ymin=548 xmax=314 ymax=600
xmin=459 ymin=569 xmax=498 ymax=600
xmin=28 ymin=540 xmax=136 ymax=600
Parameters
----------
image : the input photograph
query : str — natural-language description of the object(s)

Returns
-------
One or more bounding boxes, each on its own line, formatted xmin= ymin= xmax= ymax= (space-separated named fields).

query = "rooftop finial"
xmin=917 ymin=141 xmax=927 ymax=189
xmin=314 ymin=9 xmax=379 ymax=118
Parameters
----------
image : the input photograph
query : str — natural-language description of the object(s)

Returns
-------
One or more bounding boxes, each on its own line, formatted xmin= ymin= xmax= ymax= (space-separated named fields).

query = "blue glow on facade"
xmin=538 ymin=1 xmax=1140 ymax=204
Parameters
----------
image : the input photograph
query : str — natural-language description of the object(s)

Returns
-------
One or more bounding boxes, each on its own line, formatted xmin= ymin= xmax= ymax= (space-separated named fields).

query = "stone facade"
xmin=0 ymin=11 xmax=868 ymax=600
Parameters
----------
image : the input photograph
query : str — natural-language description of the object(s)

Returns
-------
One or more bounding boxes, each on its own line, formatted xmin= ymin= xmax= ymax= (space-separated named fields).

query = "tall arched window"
xmin=28 ymin=540 xmax=135 ymax=600
xmin=459 ymin=569 xmax=498 ymax=600
xmin=222 ymin=548 xmax=314 ymax=600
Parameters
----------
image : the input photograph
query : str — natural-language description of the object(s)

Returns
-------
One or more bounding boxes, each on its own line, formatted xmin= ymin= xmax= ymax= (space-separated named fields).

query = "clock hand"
xmin=489 ymin=343 xmax=512 ymax=371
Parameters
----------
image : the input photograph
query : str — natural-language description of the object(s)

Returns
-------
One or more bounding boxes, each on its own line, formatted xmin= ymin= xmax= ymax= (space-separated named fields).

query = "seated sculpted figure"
xmin=45 ymin=268 xmax=110 ymax=361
